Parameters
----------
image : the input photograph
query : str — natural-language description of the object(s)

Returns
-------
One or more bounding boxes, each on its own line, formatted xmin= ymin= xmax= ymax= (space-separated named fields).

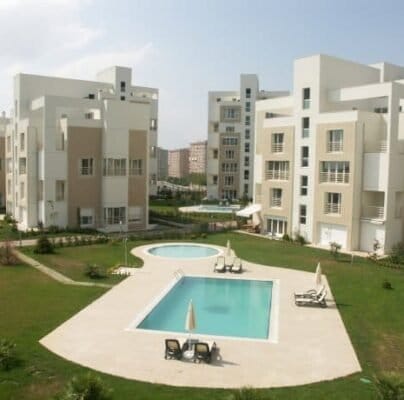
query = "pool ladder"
xmin=174 ymin=269 xmax=185 ymax=280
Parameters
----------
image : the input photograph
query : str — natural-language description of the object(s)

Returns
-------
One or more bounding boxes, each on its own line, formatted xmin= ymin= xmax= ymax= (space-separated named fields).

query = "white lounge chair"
xmin=295 ymin=291 xmax=327 ymax=307
xmin=230 ymin=257 xmax=242 ymax=273
xmin=294 ymin=285 xmax=325 ymax=299
xmin=214 ymin=256 xmax=226 ymax=272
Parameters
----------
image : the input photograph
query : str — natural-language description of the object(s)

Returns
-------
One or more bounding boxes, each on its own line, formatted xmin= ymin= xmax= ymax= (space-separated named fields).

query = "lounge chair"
xmin=294 ymin=285 xmax=325 ymax=299
xmin=230 ymin=257 xmax=242 ymax=273
xmin=164 ymin=338 xmax=186 ymax=360
xmin=214 ymin=256 xmax=226 ymax=272
xmin=194 ymin=341 xmax=216 ymax=363
xmin=295 ymin=291 xmax=327 ymax=307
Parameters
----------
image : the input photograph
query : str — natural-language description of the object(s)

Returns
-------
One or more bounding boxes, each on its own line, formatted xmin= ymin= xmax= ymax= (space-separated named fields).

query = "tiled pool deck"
xmin=40 ymin=243 xmax=361 ymax=388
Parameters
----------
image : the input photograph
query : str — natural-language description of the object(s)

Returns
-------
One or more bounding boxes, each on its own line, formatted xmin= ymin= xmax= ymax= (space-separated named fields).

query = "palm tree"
xmin=58 ymin=373 xmax=112 ymax=400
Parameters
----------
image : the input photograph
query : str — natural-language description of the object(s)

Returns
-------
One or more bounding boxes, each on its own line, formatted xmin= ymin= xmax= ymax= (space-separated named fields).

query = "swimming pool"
xmin=147 ymin=244 xmax=220 ymax=259
xmin=179 ymin=204 xmax=240 ymax=214
xmin=136 ymin=276 xmax=273 ymax=339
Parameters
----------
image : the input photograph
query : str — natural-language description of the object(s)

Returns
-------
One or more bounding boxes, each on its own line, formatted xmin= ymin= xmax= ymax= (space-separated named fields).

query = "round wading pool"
xmin=147 ymin=243 xmax=220 ymax=259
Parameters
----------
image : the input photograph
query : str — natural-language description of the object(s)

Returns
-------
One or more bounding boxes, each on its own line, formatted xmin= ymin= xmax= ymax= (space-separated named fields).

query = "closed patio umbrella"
xmin=315 ymin=262 xmax=322 ymax=286
xmin=185 ymin=299 xmax=196 ymax=347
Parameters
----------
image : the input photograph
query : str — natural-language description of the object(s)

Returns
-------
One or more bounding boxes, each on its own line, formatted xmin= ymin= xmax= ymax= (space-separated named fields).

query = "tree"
xmin=34 ymin=235 xmax=54 ymax=254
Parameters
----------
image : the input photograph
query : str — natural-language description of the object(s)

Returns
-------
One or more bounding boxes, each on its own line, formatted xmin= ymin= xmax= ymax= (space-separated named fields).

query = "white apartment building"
xmin=6 ymin=66 xmax=158 ymax=232
xmin=254 ymin=54 xmax=404 ymax=254
xmin=0 ymin=112 xmax=9 ymax=208
xmin=207 ymin=74 xmax=287 ymax=200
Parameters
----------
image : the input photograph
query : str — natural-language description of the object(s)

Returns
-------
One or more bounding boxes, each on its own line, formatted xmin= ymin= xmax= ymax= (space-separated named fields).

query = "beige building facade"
xmin=254 ymin=54 xmax=404 ymax=254
xmin=189 ymin=140 xmax=207 ymax=174
xmin=168 ymin=148 xmax=189 ymax=178
xmin=5 ymin=66 xmax=158 ymax=232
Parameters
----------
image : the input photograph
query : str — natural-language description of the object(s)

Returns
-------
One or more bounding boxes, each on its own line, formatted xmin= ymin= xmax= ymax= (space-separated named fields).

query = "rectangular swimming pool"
xmin=136 ymin=276 xmax=273 ymax=339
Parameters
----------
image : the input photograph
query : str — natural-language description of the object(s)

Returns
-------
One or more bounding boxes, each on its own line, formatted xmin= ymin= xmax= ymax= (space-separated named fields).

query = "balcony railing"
xmin=303 ymin=99 xmax=311 ymax=109
xmin=272 ymin=143 xmax=284 ymax=153
xmin=271 ymin=198 xmax=282 ymax=207
xmin=327 ymin=141 xmax=343 ymax=152
xmin=265 ymin=170 xmax=289 ymax=180
xmin=324 ymin=203 xmax=342 ymax=214
xmin=362 ymin=205 xmax=385 ymax=220
xmin=320 ymin=172 xmax=350 ymax=184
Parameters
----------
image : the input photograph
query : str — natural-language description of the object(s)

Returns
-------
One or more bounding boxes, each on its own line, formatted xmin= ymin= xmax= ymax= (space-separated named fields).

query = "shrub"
xmin=85 ymin=264 xmax=106 ymax=280
xmin=282 ymin=233 xmax=291 ymax=242
xmin=48 ymin=225 xmax=60 ymax=234
xmin=374 ymin=372 xmax=404 ymax=400
xmin=0 ymin=339 xmax=19 ymax=371
xmin=330 ymin=241 xmax=342 ymax=259
xmin=382 ymin=280 xmax=393 ymax=290
xmin=229 ymin=387 xmax=266 ymax=400
xmin=389 ymin=242 xmax=404 ymax=265
xmin=294 ymin=233 xmax=307 ymax=246
xmin=34 ymin=235 xmax=54 ymax=254
xmin=56 ymin=372 xmax=113 ymax=400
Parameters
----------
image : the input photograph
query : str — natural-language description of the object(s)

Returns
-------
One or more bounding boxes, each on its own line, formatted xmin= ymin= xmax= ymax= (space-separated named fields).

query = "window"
xmin=128 ymin=206 xmax=143 ymax=224
xmin=104 ymin=207 xmax=126 ymax=225
xmin=80 ymin=208 xmax=94 ymax=226
xmin=213 ymin=123 xmax=219 ymax=132
xmin=301 ymin=146 xmax=309 ymax=167
xmin=300 ymin=176 xmax=308 ymax=196
xmin=84 ymin=112 xmax=94 ymax=119
xmin=265 ymin=161 xmax=289 ymax=180
xmin=272 ymin=133 xmax=284 ymax=152
xmin=150 ymin=119 xmax=158 ymax=130
xmin=222 ymin=107 xmax=240 ymax=120
xmin=267 ymin=218 xmax=287 ymax=236
xmin=225 ymin=126 xmax=235 ymax=133
xmin=325 ymin=192 xmax=342 ymax=214
xmin=224 ymin=175 xmax=234 ymax=186
xmin=244 ymin=184 xmax=249 ymax=194
xmin=245 ymin=129 xmax=250 ymax=139
xmin=120 ymin=96 xmax=125 ymax=101
xmin=299 ymin=205 xmax=307 ymax=224
xmin=245 ymin=102 xmax=251 ymax=112
xmin=80 ymin=158 xmax=94 ymax=175
xmin=20 ymin=182 xmax=25 ymax=199
xmin=303 ymin=87 xmax=311 ymax=109
xmin=129 ymin=159 xmax=143 ymax=175
xmin=222 ymin=137 xmax=238 ymax=145
xmin=150 ymin=146 xmax=157 ymax=158
xmin=245 ymin=115 xmax=251 ymax=126
xmin=327 ymin=129 xmax=344 ymax=152
xmin=271 ymin=188 xmax=282 ymax=207
xmin=302 ymin=117 xmax=310 ymax=138
xmin=244 ymin=156 xmax=249 ymax=167
xmin=56 ymin=180 xmax=65 ymax=201
xmin=88 ymin=93 xmax=95 ymax=99
xmin=245 ymin=88 xmax=251 ymax=98
xmin=19 ymin=158 xmax=27 ymax=174
xmin=213 ymin=175 xmax=218 ymax=185
xmin=245 ymin=143 xmax=250 ymax=153
xmin=213 ymin=149 xmax=218 ymax=159
xmin=103 ymin=158 xmax=126 ymax=176
xmin=20 ymin=132 xmax=25 ymax=151
xmin=244 ymin=170 xmax=249 ymax=180
xmin=225 ymin=149 xmax=235 ymax=159
xmin=120 ymin=81 xmax=126 ymax=92
xmin=221 ymin=163 xmax=237 ymax=172
xmin=222 ymin=189 xmax=237 ymax=199
xmin=320 ymin=161 xmax=350 ymax=183
xmin=265 ymin=112 xmax=274 ymax=119
xmin=6 ymin=158 xmax=12 ymax=173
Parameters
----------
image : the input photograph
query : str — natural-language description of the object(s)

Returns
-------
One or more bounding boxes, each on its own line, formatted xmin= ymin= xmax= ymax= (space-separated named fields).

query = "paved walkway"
xmin=40 ymin=243 xmax=361 ymax=388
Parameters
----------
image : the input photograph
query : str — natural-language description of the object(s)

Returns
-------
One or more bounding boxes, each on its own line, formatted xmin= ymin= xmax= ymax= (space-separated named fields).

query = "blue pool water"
xmin=137 ymin=277 xmax=273 ymax=339
xmin=148 ymin=244 xmax=219 ymax=259
xmin=199 ymin=205 xmax=238 ymax=213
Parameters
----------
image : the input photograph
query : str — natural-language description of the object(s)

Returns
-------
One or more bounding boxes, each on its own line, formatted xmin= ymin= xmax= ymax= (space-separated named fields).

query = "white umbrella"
xmin=226 ymin=240 xmax=232 ymax=256
xmin=185 ymin=299 xmax=196 ymax=346
xmin=315 ymin=262 xmax=322 ymax=286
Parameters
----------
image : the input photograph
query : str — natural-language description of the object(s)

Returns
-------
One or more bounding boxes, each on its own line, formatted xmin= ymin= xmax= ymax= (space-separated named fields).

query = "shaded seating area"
xmin=295 ymin=291 xmax=327 ymax=307
xmin=164 ymin=339 xmax=217 ymax=363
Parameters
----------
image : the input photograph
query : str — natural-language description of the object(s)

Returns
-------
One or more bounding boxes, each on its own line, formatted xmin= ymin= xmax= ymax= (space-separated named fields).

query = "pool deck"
xmin=40 ymin=243 xmax=361 ymax=389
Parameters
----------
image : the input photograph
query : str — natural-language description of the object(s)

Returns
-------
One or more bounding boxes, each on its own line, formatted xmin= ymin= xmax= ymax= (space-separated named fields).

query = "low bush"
xmin=85 ymin=264 xmax=106 ymax=280
xmin=0 ymin=338 xmax=19 ymax=371
xmin=330 ymin=241 xmax=342 ymax=259
xmin=374 ymin=372 xmax=404 ymax=400
xmin=34 ymin=235 xmax=54 ymax=254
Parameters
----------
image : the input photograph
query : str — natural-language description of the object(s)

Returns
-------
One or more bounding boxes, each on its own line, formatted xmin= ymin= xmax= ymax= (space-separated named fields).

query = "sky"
xmin=1 ymin=0 xmax=404 ymax=149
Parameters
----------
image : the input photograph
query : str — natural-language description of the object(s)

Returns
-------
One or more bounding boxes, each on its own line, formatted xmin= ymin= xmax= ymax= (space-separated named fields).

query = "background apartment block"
xmin=254 ymin=54 xmax=404 ymax=253
xmin=6 ymin=66 xmax=158 ymax=232
xmin=0 ymin=112 xmax=9 ymax=209
xmin=207 ymin=74 xmax=287 ymax=201
xmin=168 ymin=148 xmax=189 ymax=178
xmin=157 ymin=147 xmax=168 ymax=180
xmin=189 ymin=140 xmax=207 ymax=174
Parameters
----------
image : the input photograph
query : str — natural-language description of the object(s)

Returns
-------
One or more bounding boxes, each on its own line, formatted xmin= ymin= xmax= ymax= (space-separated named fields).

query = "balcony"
xmin=362 ymin=205 xmax=385 ymax=220
xmin=302 ymin=128 xmax=310 ymax=138
xmin=327 ymin=141 xmax=343 ymax=152
xmin=324 ymin=203 xmax=342 ymax=214
xmin=271 ymin=198 xmax=282 ymax=207
xmin=320 ymin=172 xmax=350 ymax=184
xmin=265 ymin=170 xmax=289 ymax=180
xmin=272 ymin=143 xmax=284 ymax=153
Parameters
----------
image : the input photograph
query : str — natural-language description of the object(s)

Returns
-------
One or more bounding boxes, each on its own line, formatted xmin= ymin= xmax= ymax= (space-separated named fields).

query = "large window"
xmin=222 ymin=107 xmax=240 ymax=121
xmin=245 ymin=129 xmax=250 ymax=139
xmin=300 ymin=175 xmax=308 ymax=196
xmin=221 ymin=163 xmax=237 ymax=172
xmin=320 ymin=161 xmax=350 ymax=183
xmin=103 ymin=158 xmax=126 ymax=176
xmin=129 ymin=159 xmax=143 ymax=175
xmin=224 ymin=149 xmax=235 ymax=159
xmin=267 ymin=218 xmax=287 ymax=236
xmin=272 ymin=133 xmax=284 ymax=153
xmin=224 ymin=175 xmax=234 ymax=186
xmin=80 ymin=158 xmax=94 ymax=175
xmin=265 ymin=161 xmax=290 ymax=180
xmin=244 ymin=170 xmax=249 ymax=180
xmin=325 ymin=192 xmax=342 ymax=214
xmin=271 ymin=188 xmax=282 ymax=207
xmin=327 ymin=129 xmax=344 ymax=152
xmin=225 ymin=126 xmax=235 ymax=133
xmin=222 ymin=137 xmax=238 ymax=145
xmin=244 ymin=156 xmax=249 ymax=167
xmin=56 ymin=180 xmax=65 ymax=201
xmin=104 ymin=207 xmax=126 ymax=225
xmin=302 ymin=117 xmax=310 ymax=138
xmin=302 ymin=87 xmax=311 ymax=109
xmin=245 ymin=115 xmax=251 ymax=126
xmin=245 ymin=101 xmax=251 ymax=112
xmin=301 ymin=146 xmax=309 ymax=167
xmin=245 ymin=143 xmax=250 ymax=153
xmin=245 ymin=88 xmax=251 ymax=98
xmin=299 ymin=204 xmax=307 ymax=224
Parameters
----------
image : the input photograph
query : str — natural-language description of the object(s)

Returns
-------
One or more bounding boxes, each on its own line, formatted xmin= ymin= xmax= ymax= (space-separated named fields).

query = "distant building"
xmin=0 ymin=112 xmax=9 ymax=208
xmin=189 ymin=140 xmax=207 ymax=174
xmin=168 ymin=148 xmax=189 ymax=178
xmin=157 ymin=147 xmax=168 ymax=180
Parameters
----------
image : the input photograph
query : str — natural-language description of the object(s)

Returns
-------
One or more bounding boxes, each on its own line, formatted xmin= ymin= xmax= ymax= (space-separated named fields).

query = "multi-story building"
xmin=207 ymin=74 xmax=287 ymax=201
xmin=254 ymin=54 xmax=404 ymax=254
xmin=157 ymin=147 xmax=168 ymax=180
xmin=5 ymin=66 xmax=158 ymax=232
xmin=189 ymin=140 xmax=207 ymax=174
xmin=0 ymin=112 xmax=9 ymax=208
xmin=168 ymin=148 xmax=189 ymax=178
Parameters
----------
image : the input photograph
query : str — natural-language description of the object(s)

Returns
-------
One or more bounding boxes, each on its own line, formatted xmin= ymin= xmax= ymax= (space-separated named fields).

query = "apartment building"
xmin=254 ymin=54 xmax=404 ymax=254
xmin=189 ymin=140 xmax=207 ymax=174
xmin=157 ymin=147 xmax=168 ymax=180
xmin=0 ymin=112 xmax=9 ymax=208
xmin=168 ymin=148 xmax=189 ymax=178
xmin=207 ymin=74 xmax=287 ymax=200
xmin=6 ymin=66 xmax=159 ymax=232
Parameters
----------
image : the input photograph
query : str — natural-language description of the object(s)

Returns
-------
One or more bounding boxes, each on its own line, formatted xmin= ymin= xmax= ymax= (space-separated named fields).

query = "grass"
xmin=1 ymin=231 xmax=403 ymax=399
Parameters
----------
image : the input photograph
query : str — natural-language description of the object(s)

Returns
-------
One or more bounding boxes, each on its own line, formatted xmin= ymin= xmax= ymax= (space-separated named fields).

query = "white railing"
xmin=302 ymin=128 xmax=310 ymax=138
xmin=362 ymin=205 xmax=385 ymax=220
xmin=324 ymin=203 xmax=342 ymax=214
xmin=265 ymin=170 xmax=289 ymax=180
xmin=272 ymin=143 xmax=284 ymax=153
xmin=320 ymin=172 xmax=350 ymax=184
xmin=80 ymin=167 xmax=93 ymax=175
xmin=271 ymin=198 xmax=282 ymax=207
xmin=327 ymin=141 xmax=343 ymax=152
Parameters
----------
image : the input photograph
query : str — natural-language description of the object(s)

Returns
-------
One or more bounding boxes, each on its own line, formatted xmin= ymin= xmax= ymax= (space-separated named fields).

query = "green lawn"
xmin=20 ymin=241 xmax=143 ymax=284
xmin=1 ymin=232 xmax=403 ymax=399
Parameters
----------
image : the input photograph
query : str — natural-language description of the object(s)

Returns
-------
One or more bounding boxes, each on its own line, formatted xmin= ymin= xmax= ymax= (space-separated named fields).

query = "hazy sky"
xmin=1 ymin=0 xmax=404 ymax=149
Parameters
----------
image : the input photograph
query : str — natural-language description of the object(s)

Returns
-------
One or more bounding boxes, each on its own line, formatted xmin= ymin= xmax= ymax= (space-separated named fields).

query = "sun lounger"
xmin=295 ymin=291 xmax=327 ymax=307
xmin=194 ymin=341 xmax=216 ymax=364
xmin=230 ymin=257 xmax=243 ymax=273
xmin=164 ymin=338 xmax=186 ymax=360
xmin=294 ymin=285 xmax=325 ymax=299
xmin=214 ymin=256 xmax=226 ymax=272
